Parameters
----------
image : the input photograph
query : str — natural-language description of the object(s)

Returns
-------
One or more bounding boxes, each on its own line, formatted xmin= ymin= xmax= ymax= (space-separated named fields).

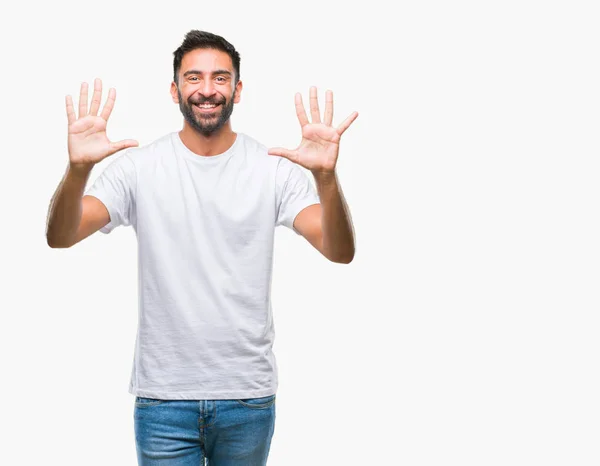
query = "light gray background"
xmin=1 ymin=0 xmax=599 ymax=464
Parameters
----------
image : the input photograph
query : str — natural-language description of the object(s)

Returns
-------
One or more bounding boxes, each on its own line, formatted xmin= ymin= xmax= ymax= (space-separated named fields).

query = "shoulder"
xmin=118 ymin=133 xmax=175 ymax=169
xmin=127 ymin=133 xmax=173 ymax=159
xmin=236 ymin=132 xmax=266 ymax=159
xmin=236 ymin=132 xmax=290 ymax=181
xmin=240 ymin=132 xmax=302 ymax=172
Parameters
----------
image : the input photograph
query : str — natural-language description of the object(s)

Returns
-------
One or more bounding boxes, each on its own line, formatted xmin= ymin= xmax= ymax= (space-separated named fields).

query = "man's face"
xmin=171 ymin=48 xmax=242 ymax=136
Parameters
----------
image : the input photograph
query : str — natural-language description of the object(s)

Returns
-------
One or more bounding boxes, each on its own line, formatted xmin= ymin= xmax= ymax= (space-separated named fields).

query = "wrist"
xmin=312 ymin=169 xmax=337 ymax=184
xmin=68 ymin=162 xmax=95 ymax=178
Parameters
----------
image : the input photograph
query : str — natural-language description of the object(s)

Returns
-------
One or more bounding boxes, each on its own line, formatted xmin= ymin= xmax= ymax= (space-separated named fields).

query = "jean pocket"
xmin=135 ymin=396 xmax=165 ymax=407
xmin=235 ymin=394 xmax=276 ymax=409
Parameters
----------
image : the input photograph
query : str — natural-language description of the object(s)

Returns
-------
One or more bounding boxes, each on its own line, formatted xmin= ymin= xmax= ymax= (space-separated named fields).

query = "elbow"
xmin=329 ymin=250 xmax=355 ymax=264
xmin=46 ymin=235 xmax=72 ymax=249
xmin=47 ymin=240 xmax=67 ymax=249
xmin=46 ymin=235 xmax=59 ymax=248
xmin=339 ymin=245 xmax=356 ymax=264
xmin=321 ymin=240 xmax=355 ymax=264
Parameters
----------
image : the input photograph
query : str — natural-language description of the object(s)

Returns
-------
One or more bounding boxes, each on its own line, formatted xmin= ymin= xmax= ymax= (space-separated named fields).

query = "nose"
xmin=198 ymin=79 xmax=217 ymax=99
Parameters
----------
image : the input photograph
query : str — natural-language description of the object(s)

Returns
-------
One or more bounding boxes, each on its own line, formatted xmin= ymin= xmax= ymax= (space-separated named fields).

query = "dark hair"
xmin=173 ymin=30 xmax=241 ymax=85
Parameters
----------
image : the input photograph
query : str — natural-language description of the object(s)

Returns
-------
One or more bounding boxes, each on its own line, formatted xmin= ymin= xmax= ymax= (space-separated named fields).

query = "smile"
xmin=194 ymin=103 xmax=220 ymax=113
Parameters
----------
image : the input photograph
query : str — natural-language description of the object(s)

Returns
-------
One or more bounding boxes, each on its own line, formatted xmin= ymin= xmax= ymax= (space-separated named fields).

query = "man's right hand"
xmin=66 ymin=78 xmax=138 ymax=170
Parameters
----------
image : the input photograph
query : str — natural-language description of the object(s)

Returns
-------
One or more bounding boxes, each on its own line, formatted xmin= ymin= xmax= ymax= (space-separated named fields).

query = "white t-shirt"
xmin=84 ymin=131 xmax=320 ymax=400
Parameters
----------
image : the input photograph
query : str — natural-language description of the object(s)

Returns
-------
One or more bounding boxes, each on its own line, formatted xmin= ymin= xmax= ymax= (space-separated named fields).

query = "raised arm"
xmin=46 ymin=79 xmax=138 ymax=248
xmin=268 ymin=87 xmax=358 ymax=263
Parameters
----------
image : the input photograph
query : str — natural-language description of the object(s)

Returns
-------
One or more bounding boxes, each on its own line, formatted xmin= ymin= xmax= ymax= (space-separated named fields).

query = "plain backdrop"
xmin=1 ymin=0 xmax=600 ymax=464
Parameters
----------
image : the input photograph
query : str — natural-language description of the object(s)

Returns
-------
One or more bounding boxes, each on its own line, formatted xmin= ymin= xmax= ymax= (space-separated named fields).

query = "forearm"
xmin=313 ymin=171 xmax=355 ymax=263
xmin=46 ymin=164 xmax=93 ymax=248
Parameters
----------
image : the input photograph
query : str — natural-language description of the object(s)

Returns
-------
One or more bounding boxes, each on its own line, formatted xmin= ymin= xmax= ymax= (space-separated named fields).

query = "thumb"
xmin=268 ymin=147 xmax=297 ymax=162
xmin=110 ymin=139 xmax=139 ymax=154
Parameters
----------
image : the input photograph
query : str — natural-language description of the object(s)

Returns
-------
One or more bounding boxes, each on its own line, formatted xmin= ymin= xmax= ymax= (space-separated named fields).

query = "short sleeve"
xmin=84 ymin=152 xmax=137 ymax=234
xmin=275 ymin=158 xmax=320 ymax=235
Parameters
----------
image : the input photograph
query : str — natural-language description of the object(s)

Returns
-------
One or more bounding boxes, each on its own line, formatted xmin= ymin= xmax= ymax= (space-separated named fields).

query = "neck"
xmin=179 ymin=122 xmax=237 ymax=156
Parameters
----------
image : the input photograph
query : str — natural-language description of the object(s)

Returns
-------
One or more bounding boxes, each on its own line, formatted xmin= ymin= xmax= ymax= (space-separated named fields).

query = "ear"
xmin=170 ymin=82 xmax=179 ymax=104
xmin=233 ymin=80 xmax=243 ymax=104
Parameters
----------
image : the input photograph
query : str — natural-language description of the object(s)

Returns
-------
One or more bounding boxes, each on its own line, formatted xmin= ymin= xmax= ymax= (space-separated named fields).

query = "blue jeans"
xmin=134 ymin=394 xmax=276 ymax=465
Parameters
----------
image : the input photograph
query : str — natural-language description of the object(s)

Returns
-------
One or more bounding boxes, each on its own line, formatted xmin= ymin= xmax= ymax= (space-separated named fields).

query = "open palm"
xmin=268 ymin=87 xmax=358 ymax=174
xmin=66 ymin=79 xmax=138 ymax=167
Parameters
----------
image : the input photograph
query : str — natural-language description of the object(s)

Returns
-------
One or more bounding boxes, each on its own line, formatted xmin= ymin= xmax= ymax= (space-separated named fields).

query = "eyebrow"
xmin=183 ymin=69 xmax=232 ymax=77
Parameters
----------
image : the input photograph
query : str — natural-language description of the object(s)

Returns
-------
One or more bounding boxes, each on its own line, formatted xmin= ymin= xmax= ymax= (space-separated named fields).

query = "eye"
xmin=189 ymin=76 xmax=199 ymax=82
xmin=216 ymin=76 xmax=227 ymax=83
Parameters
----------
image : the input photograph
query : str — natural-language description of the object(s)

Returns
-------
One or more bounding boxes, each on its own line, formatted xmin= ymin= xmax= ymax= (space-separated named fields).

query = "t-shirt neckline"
xmin=173 ymin=132 xmax=241 ymax=164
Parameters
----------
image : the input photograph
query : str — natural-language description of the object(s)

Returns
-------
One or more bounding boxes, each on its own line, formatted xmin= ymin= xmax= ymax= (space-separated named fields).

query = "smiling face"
xmin=171 ymin=48 xmax=243 ymax=137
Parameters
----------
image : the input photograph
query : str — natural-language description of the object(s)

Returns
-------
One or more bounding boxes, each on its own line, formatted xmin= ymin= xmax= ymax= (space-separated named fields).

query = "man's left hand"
xmin=268 ymin=87 xmax=358 ymax=175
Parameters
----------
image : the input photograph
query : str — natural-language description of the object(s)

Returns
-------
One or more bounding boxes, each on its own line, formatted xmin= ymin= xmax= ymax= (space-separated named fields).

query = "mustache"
xmin=189 ymin=97 xmax=225 ymax=105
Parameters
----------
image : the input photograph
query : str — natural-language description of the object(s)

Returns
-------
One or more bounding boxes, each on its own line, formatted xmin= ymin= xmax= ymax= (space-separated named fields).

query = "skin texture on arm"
xmin=46 ymin=165 xmax=110 ymax=248
xmin=72 ymin=195 xmax=112 ymax=246
xmin=293 ymin=172 xmax=355 ymax=263
xmin=269 ymin=87 xmax=358 ymax=263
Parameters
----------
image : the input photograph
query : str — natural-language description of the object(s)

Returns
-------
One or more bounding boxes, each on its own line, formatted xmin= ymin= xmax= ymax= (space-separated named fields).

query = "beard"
xmin=178 ymin=88 xmax=236 ymax=137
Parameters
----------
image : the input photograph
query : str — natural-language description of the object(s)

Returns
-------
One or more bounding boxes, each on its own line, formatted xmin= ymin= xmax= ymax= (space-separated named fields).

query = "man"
xmin=46 ymin=30 xmax=357 ymax=465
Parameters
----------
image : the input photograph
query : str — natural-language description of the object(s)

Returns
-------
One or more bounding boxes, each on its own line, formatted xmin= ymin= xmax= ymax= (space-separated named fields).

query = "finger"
xmin=309 ymin=86 xmax=321 ymax=123
xmin=268 ymin=147 xmax=298 ymax=163
xmin=65 ymin=95 xmax=76 ymax=125
xmin=78 ymin=82 xmax=89 ymax=118
xmin=324 ymin=89 xmax=334 ymax=126
xmin=100 ymin=88 xmax=117 ymax=121
xmin=89 ymin=78 xmax=103 ymax=116
xmin=109 ymin=139 xmax=139 ymax=154
xmin=336 ymin=111 xmax=359 ymax=136
xmin=295 ymin=93 xmax=309 ymax=127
